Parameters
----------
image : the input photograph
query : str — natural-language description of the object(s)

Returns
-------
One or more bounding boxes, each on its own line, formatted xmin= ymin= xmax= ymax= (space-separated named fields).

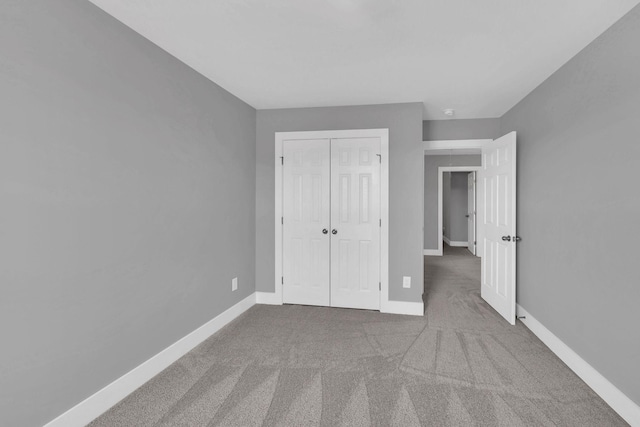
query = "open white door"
xmin=479 ymin=132 xmax=517 ymax=325
xmin=467 ymin=172 xmax=476 ymax=255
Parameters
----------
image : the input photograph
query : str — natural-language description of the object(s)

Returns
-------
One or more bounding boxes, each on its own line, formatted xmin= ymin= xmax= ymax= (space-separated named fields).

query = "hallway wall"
xmin=423 ymin=118 xmax=501 ymax=141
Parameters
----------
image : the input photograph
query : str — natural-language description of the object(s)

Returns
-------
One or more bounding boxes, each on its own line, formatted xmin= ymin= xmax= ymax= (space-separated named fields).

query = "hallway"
xmin=419 ymin=244 xmax=626 ymax=425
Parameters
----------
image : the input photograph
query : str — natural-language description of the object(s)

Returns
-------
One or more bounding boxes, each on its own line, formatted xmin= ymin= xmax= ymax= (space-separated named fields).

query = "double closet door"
xmin=282 ymin=137 xmax=381 ymax=310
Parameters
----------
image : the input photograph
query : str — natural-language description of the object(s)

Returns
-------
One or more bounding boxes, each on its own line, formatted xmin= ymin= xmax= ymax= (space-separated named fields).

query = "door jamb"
xmin=274 ymin=129 xmax=390 ymax=311
xmin=468 ymin=171 xmax=478 ymax=256
xmin=438 ymin=166 xmax=481 ymax=256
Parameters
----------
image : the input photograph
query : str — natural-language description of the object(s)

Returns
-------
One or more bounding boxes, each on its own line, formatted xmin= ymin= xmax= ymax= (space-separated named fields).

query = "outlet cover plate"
xmin=403 ymin=276 xmax=411 ymax=289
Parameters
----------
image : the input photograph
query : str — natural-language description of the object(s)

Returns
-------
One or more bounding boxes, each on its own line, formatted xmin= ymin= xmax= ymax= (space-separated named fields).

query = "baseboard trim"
xmin=44 ymin=293 xmax=256 ymax=427
xmin=517 ymin=304 xmax=640 ymax=426
xmin=447 ymin=240 xmax=468 ymax=247
xmin=256 ymin=291 xmax=283 ymax=305
xmin=257 ymin=290 xmax=422 ymax=317
xmin=381 ymin=300 xmax=424 ymax=316
xmin=423 ymin=249 xmax=442 ymax=256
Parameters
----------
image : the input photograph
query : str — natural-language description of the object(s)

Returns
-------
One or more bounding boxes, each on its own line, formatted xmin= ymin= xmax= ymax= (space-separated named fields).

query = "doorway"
xmin=423 ymin=134 xmax=518 ymax=325
xmin=440 ymin=168 xmax=480 ymax=256
xmin=274 ymin=129 xmax=391 ymax=311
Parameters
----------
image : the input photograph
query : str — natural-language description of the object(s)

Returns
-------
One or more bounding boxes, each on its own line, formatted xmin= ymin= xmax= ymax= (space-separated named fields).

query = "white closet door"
xmin=479 ymin=132 xmax=517 ymax=324
xmin=330 ymin=138 xmax=381 ymax=310
xmin=282 ymin=139 xmax=331 ymax=306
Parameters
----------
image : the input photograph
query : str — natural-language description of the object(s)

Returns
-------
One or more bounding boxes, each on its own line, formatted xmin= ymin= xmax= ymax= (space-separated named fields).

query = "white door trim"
xmin=438 ymin=166 xmax=481 ymax=256
xmin=274 ymin=129 xmax=390 ymax=312
xmin=467 ymin=171 xmax=477 ymax=255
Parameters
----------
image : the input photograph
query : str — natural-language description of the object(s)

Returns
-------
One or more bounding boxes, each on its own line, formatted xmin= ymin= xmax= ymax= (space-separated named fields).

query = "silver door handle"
xmin=322 ymin=229 xmax=328 ymax=234
xmin=513 ymin=236 xmax=522 ymax=242
xmin=332 ymin=229 xmax=338 ymax=235
xmin=501 ymin=236 xmax=511 ymax=242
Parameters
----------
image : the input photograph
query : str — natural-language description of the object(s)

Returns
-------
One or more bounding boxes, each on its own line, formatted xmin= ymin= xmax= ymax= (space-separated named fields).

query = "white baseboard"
xmin=423 ymin=249 xmax=442 ymax=256
xmin=447 ymin=241 xmax=468 ymax=247
xmin=256 ymin=291 xmax=283 ymax=305
xmin=517 ymin=304 xmax=640 ymax=427
xmin=257 ymin=290 xmax=422 ymax=317
xmin=381 ymin=300 xmax=424 ymax=316
xmin=45 ymin=293 xmax=257 ymax=427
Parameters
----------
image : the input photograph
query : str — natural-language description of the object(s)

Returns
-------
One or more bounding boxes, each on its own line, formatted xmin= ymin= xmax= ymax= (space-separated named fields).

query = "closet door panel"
xmin=330 ymin=138 xmax=381 ymax=310
xmin=282 ymin=139 xmax=331 ymax=306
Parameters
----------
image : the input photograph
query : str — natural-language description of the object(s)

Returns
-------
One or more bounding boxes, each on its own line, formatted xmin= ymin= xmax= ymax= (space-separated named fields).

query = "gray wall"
xmin=423 ymin=118 xmax=501 ymax=141
xmin=448 ymin=172 xmax=469 ymax=243
xmin=0 ymin=1 xmax=256 ymax=426
xmin=424 ymin=155 xmax=480 ymax=250
xmin=501 ymin=4 xmax=640 ymax=406
xmin=256 ymin=103 xmax=424 ymax=303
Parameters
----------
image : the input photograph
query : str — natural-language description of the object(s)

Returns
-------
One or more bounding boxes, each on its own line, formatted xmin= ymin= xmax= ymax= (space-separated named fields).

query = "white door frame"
xmin=438 ymin=166 xmax=481 ymax=255
xmin=272 ymin=129 xmax=390 ymax=312
xmin=467 ymin=171 xmax=477 ymax=256
xmin=423 ymin=139 xmax=491 ymax=257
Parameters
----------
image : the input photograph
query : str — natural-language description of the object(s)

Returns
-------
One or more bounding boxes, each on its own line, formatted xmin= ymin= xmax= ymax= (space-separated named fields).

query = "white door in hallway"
xmin=282 ymin=139 xmax=331 ymax=306
xmin=467 ymin=172 xmax=476 ymax=256
xmin=479 ymin=132 xmax=517 ymax=325
xmin=330 ymin=138 xmax=381 ymax=310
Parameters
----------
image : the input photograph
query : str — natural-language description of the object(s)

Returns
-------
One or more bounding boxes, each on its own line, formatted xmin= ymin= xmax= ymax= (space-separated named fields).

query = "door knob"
xmin=332 ymin=229 xmax=338 ymax=235
xmin=501 ymin=235 xmax=511 ymax=242
xmin=465 ymin=214 xmax=470 ymax=218
xmin=322 ymin=229 xmax=328 ymax=234
xmin=513 ymin=236 xmax=522 ymax=242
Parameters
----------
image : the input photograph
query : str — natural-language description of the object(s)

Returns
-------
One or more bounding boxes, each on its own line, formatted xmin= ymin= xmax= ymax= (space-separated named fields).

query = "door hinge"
xmin=281 ymin=276 xmax=284 ymax=285
xmin=280 ymin=156 xmax=284 ymax=165
xmin=376 ymin=154 xmax=381 ymax=163
xmin=281 ymin=216 xmax=284 ymax=225
xmin=379 ymin=282 xmax=381 ymax=290
xmin=379 ymin=219 xmax=382 ymax=227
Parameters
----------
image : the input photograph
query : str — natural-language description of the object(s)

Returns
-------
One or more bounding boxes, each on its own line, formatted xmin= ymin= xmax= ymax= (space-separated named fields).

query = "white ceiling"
xmin=87 ymin=0 xmax=639 ymax=119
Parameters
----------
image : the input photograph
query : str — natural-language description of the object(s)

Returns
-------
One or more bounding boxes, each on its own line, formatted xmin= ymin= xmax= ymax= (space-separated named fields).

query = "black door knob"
xmin=332 ymin=229 xmax=338 ymax=235
xmin=501 ymin=236 xmax=511 ymax=242
xmin=322 ymin=229 xmax=328 ymax=234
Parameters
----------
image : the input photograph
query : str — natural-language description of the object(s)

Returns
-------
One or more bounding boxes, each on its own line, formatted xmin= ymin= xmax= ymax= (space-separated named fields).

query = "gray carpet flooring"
xmin=90 ymin=244 xmax=627 ymax=426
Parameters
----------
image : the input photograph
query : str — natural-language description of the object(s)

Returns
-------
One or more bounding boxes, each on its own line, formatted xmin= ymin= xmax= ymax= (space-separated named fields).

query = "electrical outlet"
xmin=403 ymin=276 xmax=411 ymax=289
xmin=232 ymin=277 xmax=238 ymax=291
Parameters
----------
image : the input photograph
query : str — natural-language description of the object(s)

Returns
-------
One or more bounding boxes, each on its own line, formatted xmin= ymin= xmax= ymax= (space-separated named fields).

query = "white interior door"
xmin=330 ymin=138 xmax=381 ymax=310
xmin=467 ymin=172 xmax=476 ymax=255
xmin=479 ymin=132 xmax=517 ymax=325
xmin=282 ymin=139 xmax=331 ymax=306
